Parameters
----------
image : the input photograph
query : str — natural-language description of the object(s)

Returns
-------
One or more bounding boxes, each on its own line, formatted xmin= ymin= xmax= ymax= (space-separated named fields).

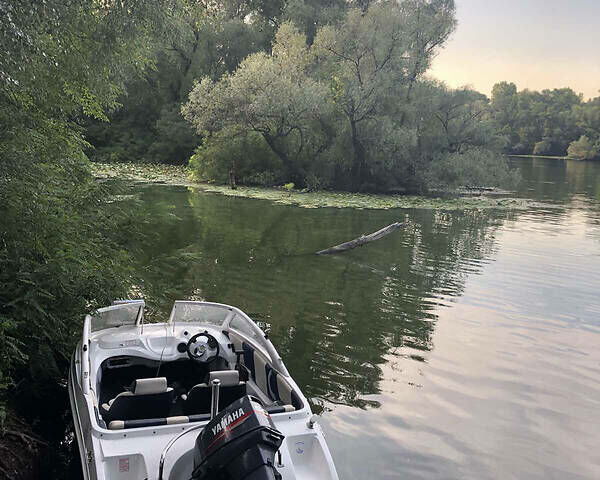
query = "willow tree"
xmin=312 ymin=0 xmax=456 ymax=190
xmin=183 ymin=22 xmax=331 ymax=184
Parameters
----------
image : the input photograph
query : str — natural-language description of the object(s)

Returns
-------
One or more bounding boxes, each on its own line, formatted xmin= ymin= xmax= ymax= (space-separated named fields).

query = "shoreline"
xmin=91 ymin=161 xmax=531 ymax=211
xmin=507 ymin=154 xmax=571 ymax=160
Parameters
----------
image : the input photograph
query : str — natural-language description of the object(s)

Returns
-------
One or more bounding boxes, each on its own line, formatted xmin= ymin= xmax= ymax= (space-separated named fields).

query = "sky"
xmin=429 ymin=0 xmax=600 ymax=99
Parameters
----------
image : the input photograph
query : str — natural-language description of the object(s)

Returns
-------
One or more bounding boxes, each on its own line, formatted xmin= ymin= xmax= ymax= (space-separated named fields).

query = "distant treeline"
xmin=491 ymin=82 xmax=600 ymax=160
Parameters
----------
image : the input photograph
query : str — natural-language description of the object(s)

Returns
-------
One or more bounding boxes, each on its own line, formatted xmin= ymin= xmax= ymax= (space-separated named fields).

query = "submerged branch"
xmin=316 ymin=222 xmax=406 ymax=255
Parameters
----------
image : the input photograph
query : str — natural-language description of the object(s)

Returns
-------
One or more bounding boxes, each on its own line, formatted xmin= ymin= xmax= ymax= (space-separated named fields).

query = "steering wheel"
xmin=186 ymin=332 xmax=220 ymax=363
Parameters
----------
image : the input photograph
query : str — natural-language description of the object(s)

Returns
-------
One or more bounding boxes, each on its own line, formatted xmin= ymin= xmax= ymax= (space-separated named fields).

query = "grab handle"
xmin=210 ymin=379 xmax=221 ymax=419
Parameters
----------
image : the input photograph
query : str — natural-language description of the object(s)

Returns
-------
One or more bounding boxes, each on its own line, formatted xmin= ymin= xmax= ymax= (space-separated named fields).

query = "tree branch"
xmin=316 ymin=222 xmax=407 ymax=255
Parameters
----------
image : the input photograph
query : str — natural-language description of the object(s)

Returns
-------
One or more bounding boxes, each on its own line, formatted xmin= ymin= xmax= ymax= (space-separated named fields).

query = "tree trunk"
xmin=262 ymin=132 xmax=304 ymax=185
xmin=349 ymin=118 xmax=367 ymax=191
xmin=316 ymin=222 xmax=407 ymax=255
xmin=229 ymin=159 xmax=237 ymax=190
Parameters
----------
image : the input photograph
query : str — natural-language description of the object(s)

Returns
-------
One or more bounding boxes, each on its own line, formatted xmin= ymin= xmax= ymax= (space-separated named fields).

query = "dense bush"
xmin=189 ymin=128 xmax=284 ymax=185
xmin=426 ymin=148 xmax=519 ymax=190
xmin=568 ymin=135 xmax=599 ymax=160
xmin=0 ymin=0 xmax=174 ymax=470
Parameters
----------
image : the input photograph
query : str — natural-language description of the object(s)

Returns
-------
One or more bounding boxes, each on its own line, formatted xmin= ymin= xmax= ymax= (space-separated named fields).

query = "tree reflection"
xmin=123 ymin=185 xmax=517 ymax=410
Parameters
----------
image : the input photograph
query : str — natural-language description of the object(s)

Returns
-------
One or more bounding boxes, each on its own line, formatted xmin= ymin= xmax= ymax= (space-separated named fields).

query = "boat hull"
xmin=68 ymin=301 xmax=338 ymax=480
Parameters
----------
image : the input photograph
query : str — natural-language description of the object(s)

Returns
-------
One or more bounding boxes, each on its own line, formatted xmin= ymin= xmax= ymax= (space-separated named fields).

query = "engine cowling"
xmin=192 ymin=395 xmax=284 ymax=480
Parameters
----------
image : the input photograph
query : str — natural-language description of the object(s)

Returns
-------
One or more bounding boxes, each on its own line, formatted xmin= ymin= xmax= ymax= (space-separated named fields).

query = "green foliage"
xmin=0 ymin=0 xmax=171 ymax=426
xmin=426 ymin=148 xmax=518 ymax=190
xmin=184 ymin=1 xmax=516 ymax=193
xmin=0 ymin=106 xmax=137 ymax=413
xmin=533 ymin=138 xmax=554 ymax=156
xmin=86 ymin=0 xmax=278 ymax=165
xmin=568 ymin=98 xmax=600 ymax=160
xmin=568 ymin=135 xmax=599 ymax=160
xmin=490 ymin=82 xmax=586 ymax=156
xmin=183 ymin=22 xmax=332 ymax=184
xmin=189 ymin=128 xmax=283 ymax=185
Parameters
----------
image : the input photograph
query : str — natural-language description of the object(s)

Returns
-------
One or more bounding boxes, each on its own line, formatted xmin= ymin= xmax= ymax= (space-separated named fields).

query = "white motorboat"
xmin=68 ymin=300 xmax=339 ymax=480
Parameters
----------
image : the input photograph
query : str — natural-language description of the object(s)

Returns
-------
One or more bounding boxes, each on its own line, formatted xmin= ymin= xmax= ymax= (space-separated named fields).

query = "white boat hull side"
xmin=68 ymin=351 xmax=95 ymax=480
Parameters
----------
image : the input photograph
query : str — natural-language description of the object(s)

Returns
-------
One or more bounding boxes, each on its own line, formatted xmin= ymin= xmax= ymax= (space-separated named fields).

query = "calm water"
xmin=117 ymin=159 xmax=600 ymax=479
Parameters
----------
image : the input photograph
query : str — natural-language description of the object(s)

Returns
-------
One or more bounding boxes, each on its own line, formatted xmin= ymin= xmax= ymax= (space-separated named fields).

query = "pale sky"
xmin=429 ymin=0 xmax=600 ymax=99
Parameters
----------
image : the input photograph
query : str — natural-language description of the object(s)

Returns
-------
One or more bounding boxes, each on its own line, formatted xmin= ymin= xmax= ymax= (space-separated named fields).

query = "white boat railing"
xmin=158 ymin=423 xmax=206 ymax=480
xmin=224 ymin=309 xmax=290 ymax=377
xmin=81 ymin=314 xmax=91 ymax=395
xmin=80 ymin=300 xmax=290 ymax=394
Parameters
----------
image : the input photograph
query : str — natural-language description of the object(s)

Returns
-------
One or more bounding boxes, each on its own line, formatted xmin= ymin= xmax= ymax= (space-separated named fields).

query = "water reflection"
xmin=513 ymin=157 xmax=600 ymax=202
xmin=124 ymin=187 xmax=513 ymax=411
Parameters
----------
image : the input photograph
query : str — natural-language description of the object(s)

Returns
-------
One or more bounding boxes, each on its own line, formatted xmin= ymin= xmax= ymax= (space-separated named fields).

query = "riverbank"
xmin=508 ymin=154 xmax=571 ymax=160
xmin=92 ymin=162 xmax=531 ymax=211
xmin=0 ymin=412 xmax=47 ymax=480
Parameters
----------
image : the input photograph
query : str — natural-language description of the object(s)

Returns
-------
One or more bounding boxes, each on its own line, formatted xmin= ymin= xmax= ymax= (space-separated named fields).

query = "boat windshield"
xmin=228 ymin=313 xmax=273 ymax=358
xmin=168 ymin=302 xmax=231 ymax=327
xmin=90 ymin=303 xmax=143 ymax=332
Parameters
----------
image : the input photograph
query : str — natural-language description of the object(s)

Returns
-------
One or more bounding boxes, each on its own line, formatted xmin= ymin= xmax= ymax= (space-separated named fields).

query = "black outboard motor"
xmin=192 ymin=395 xmax=285 ymax=480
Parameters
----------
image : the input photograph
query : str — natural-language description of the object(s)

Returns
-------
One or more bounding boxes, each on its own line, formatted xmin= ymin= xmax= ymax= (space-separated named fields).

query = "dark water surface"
xmin=115 ymin=159 xmax=600 ymax=479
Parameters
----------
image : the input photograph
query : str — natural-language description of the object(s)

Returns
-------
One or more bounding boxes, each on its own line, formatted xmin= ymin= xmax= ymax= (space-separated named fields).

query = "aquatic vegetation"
xmin=189 ymin=185 xmax=530 ymax=210
xmin=92 ymin=162 xmax=192 ymax=184
xmin=92 ymin=162 xmax=536 ymax=211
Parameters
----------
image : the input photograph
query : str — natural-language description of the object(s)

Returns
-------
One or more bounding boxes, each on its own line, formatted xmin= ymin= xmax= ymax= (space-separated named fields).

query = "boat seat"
xmin=101 ymin=377 xmax=174 ymax=423
xmin=233 ymin=339 xmax=303 ymax=410
xmin=266 ymin=366 xmax=303 ymax=410
xmin=182 ymin=370 xmax=246 ymax=415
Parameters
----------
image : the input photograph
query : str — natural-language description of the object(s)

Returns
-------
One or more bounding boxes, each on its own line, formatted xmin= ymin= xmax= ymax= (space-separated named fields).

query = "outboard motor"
xmin=192 ymin=395 xmax=284 ymax=480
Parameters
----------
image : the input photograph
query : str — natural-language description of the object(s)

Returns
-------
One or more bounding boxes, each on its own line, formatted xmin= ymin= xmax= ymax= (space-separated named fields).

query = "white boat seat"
xmin=182 ymin=370 xmax=246 ymax=415
xmin=101 ymin=377 xmax=174 ymax=423
xmin=234 ymin=339 xmax=303 ymax=410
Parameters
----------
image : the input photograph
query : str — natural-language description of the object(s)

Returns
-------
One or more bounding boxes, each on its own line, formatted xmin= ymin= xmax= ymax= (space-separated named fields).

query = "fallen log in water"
xmin=316 ymin=222 xmax=407 ymax=255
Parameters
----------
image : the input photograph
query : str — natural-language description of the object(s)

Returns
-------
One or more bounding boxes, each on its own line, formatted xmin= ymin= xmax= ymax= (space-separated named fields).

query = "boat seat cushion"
xmin=266 ymin=366 xmax=302 ymax=410
xmin=131 ymin=377 xmax=168 ymax=395
xmin=237 ymin=340 xmax=302 ymax=410
xmin=101 ymin=377 xmax=174 ymax=423
xmin=208 ymin=369 xmax=240 ymax=387
xmin=183 ymin=370 xmax=247 ymax=415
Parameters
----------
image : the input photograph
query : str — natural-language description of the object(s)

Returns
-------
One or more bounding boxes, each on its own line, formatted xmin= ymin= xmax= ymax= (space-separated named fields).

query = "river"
xmin=78 ymin=158 xmax=600 ymax=479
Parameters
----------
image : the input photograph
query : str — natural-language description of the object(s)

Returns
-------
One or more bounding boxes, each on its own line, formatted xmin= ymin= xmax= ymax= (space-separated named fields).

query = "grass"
xmin=91 ymin=161 xmax=534 ymax=211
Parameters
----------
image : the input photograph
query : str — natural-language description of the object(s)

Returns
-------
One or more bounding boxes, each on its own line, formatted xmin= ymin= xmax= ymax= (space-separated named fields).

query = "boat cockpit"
xmin=80 ymin=301 xmax=302 ymax=431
